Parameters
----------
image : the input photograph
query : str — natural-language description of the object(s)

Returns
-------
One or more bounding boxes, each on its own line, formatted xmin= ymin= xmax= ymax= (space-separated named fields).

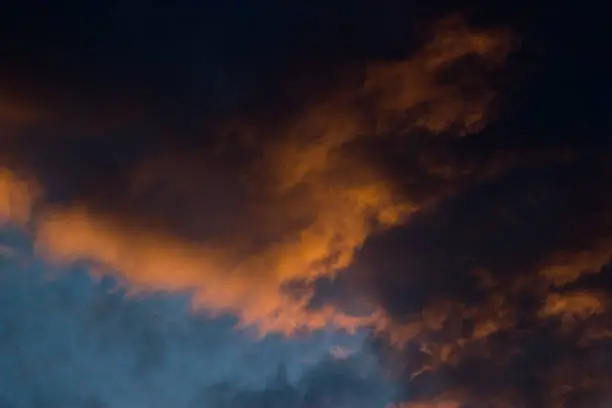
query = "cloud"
xmin=391 ymin=400 xmax=461 ymax=408
xmin=0 ymin=232 xmax=395 ymax=408
xmin=0 ymin=96 xmax=42 ymax=127
xmin=0 ymin=168 xmax=39 ymax=225
xmin=539 ymin=291 xmax=609 ymax=320
xmin=5 ymin=5 xmax=612 ymax=407
xmin=538 ymin=240 xmax=612 ymax=287
xmin=0 ymin=16 xmax=515 ymax=340
xmin=361 ymin=150 xmax=612 ymax=407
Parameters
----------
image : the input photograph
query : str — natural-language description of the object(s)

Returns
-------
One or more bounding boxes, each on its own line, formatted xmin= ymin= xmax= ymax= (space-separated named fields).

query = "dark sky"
xmin=0 ymin=1 xmax=611 ymax=408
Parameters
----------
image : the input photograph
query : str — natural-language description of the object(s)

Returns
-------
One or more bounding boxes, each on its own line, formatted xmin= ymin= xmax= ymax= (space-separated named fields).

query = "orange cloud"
xmin=390 ymin=401 xmax=461 ymax=408
xmin=379 ymin=291 xmax=515 ymax=374
xmin=538 ymin=242 xmax=612 ymax=287
xmin=28 ymin=17 xmax=512 ymax=337
xmin=0 ymin=168 xmax=39 ymax=225
xmin=539 ymin=291 xmax=609 ymax=320
xmin=0 ymin=96 xmax=43 ymax=127
xmin=34 ymin=207 xmax=388 ymax=335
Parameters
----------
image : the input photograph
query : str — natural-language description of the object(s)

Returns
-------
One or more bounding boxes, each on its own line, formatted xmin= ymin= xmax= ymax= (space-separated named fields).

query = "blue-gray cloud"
xmin=0 ymin=228 xmax=396 ymax=408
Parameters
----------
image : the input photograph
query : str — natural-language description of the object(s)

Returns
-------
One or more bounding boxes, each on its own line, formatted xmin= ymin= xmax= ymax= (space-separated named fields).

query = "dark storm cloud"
xmin=0 ymin=7 xmax=516 ymax=337
xmin=0 ymin=0 xmax=456 ymax=144
xmin=1 ymin=1 xmax=611 ymax=407
xmin=342 ymin=5 xmax=612 ymax=405
xmin=0 ymin=2 xmax=509 ymax=209
xmin=355 ymin=143 xmax=612 ymax=407
xmin=360 ymin=153 xmax=611 ymax=311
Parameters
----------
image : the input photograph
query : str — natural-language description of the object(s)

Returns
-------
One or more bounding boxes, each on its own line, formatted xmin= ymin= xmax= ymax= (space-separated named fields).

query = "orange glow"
xmin=389 ymin=400 xmax=461 ymax=408
xmin=0 ymin=168 xmax=38 ymax=225
xmin=34 ymin=207 xmax=390 ymax=335
xmin=0 ymin=97 xmax=42 ymax=126
xmin=10 ymin=17 xmax=513 ymax=338
xmin=539 ymin=291 xmax=608 ymax=320
xmin=538 ymin=243 xmax=612 ymax=286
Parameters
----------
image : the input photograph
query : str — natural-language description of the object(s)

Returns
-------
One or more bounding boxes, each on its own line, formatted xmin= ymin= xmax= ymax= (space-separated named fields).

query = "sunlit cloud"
xmin=539 ymin=291 xmax=609 ymax=320
xmin=539 ymin=241 xmax=612 ymax=287
xmin=23 ymin=17 xmax=514 ymax=339
xmin=0 ymin=168 xmax=38 ymax=225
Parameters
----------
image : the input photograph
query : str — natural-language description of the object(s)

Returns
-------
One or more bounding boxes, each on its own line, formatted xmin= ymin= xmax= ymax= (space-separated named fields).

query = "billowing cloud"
xmin=363 ymin=152 xmax=612 ymax=407
xmin=1 ymin=2 xmax=610 ymax=407
xmin=0 ymin=17 xmax=514 ymax=338
xmin=0 ymin=232 xmax=395 ymax=408
xmin=539 ymin=291 xmax=609 ymax=320
xmin=538 ymin=241 xmax=612 ymax=287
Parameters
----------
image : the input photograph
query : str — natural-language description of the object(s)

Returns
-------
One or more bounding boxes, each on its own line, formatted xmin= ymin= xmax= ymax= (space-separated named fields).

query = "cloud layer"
xmin=1 ymin=2 xmax=611 ymax=407
xmin=1 ymin=16 xmax=514 ymax=337
xmin=0 ymin=232 xmax=394 ymax=408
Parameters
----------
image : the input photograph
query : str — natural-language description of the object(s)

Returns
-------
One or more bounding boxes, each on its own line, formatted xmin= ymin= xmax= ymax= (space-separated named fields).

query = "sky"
xmin=0 ymin=1 xmax=610 ymax=407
